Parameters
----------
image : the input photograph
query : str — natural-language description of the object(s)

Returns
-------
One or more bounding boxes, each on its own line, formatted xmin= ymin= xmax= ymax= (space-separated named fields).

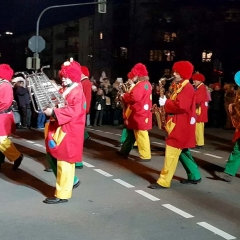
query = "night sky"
xmin=0 ymin=0 xmax=94 ymax=34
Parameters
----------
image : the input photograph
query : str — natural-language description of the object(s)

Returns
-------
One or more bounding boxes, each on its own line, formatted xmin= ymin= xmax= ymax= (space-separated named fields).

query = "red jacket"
xmin=0 ymin=81 xmax=15 ymax=135
xmin=123 ymin=81 xmax=152 ymax=130
xmin=195 ymin=83 xmax=208 ymax=123
xmin=81 ymin=77 xmax=92 ymax=114
xmin=164 ymin=80 xmax=196 ymax=149
xmin=45 ymin=83 xmax=86 ymax=163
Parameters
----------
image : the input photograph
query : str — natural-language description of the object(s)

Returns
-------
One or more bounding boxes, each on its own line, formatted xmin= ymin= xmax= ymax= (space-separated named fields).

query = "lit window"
xmin=164 ymin=69 xmax=171 ymax=75
xmin=163 ymin=32 xmax=170 ymax=42
xmin=150 ymin=50 xmax=162 ymax=61
xmin=202 ymin=50 xmax=212 ymax=62
xmin=120 ymin=47 xmax=128 ymax=58
xmin=100 ymin=32 xmax=103 ymax=39
xmin=164 ymin=50 xmax=175 ymax=61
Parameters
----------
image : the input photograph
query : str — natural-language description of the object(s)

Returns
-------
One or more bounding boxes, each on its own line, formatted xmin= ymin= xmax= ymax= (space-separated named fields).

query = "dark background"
xmin=0 ymin=0 xmax=94 ymax=34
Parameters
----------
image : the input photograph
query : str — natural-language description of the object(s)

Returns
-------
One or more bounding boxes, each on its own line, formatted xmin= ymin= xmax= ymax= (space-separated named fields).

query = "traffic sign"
xmin=28 ymin=35 xmax=45 ymax=53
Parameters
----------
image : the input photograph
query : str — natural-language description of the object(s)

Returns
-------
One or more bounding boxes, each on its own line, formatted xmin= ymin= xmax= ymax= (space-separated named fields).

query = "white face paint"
xmin=62 ymin=77 xmax=72 ymax=86
xmin=173 ymin=72 xmax=182 ymax=82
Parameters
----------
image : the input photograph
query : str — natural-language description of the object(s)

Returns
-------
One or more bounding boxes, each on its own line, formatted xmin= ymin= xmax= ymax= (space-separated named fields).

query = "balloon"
xmin=234 ymin=71 xmax=240 ymax=86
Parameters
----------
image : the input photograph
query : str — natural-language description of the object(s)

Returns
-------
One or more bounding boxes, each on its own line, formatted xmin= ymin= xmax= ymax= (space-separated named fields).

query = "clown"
xmin=149 ymin=61 xmax=201 ymax=189
xmin=0 ymin=64 xmax=23 ymax=170
xmin=192 ymin=72 xmax=208 ymax=148
xmin=118 ymin=63 xmax=152 ymax=161
xmin=75 ymin=66 xmax=92 ymax=169
xmin=43 ymin=58 xmax=86 ymax=204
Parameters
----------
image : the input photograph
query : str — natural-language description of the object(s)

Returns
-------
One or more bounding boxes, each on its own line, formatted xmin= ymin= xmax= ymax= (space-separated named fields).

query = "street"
xmin=0 ymin=126 xmax=239 ymax=240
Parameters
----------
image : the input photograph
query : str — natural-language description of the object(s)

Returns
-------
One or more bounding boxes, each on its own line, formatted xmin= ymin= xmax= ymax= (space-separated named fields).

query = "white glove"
xmin=159 ymin=95 xmax=167 ymax=106
xmin=43 ymin=108 xmax=53 ymax=116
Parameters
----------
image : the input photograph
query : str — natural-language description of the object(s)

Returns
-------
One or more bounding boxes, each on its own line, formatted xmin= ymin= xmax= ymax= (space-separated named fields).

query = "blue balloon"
xmin=234 ymin=71 xmax=240 ymax=86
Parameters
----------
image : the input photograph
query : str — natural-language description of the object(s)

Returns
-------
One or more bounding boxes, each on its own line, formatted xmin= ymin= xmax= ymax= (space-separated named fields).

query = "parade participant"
xmin=149 ymin=61 xmax=201 ymax=189
xmin=75 ymin=66 xmax=92 ymax=170
xmin=0 ymin=64 xmax=23 ymax=170
xmin=192 ymin=72 xmax=208 ymax=148
xmin=118 ymin=63 xmax=152 ymax=161
xmin=215 ymin=86 xmax=240 ymax=182
xmin=118 ymin=72 xmax=136 ymax=147
xmin=43 ymin=58 xmax=86 ymax=204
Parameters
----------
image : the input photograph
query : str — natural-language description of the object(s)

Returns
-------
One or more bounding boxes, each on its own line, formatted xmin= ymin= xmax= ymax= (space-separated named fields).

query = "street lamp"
xmin=29 ymin=1 xmax=107 ymax=70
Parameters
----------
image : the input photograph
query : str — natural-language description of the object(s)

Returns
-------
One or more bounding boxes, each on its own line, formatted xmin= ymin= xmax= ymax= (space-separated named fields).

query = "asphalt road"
xmin=0 ymin=126 xmax=239 ymax=240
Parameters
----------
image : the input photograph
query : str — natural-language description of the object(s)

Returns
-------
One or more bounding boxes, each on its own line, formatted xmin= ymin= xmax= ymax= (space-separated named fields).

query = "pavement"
xmin=0 ymin=126 xmax=239 ymax=240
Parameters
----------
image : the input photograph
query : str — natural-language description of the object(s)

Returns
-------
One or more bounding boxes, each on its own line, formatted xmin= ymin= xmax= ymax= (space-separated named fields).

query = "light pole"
xmin=32 ymin=0 xmax=107 ymax=68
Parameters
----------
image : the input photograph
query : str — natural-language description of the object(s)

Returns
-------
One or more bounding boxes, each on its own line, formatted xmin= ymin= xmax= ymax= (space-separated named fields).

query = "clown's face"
xmin=62 ymin=77 xmax=72 ymax=86
xmin=173 ymin=72 xmax=182 ymax=82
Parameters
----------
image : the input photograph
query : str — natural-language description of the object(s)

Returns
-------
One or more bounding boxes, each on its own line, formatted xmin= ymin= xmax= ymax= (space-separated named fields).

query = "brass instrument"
xmin=115 ymin=81 xmax=133 ymax=107
xmin=152 ymin=77 xmax=174 ymax=130
xmin=23 ymin=66 xmax=66 ymax=113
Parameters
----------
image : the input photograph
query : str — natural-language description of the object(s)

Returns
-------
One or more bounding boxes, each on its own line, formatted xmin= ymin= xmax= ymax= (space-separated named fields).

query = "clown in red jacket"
xmin=192 ymin=72 xmax=208 ymax=148
xmin=43 ymin=59 xmax=86 ymax=204
xmin=0 ymin=64 xmax=23 ymax=170
xmin=149 ymin=61 xmax=201 ymax=189
xmin=119 ymin=63 xmax=152 ymax=161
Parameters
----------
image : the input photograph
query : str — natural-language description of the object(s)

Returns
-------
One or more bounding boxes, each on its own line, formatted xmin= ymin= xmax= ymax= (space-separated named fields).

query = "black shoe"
xmin=180 ymin=178 xmax=202 ymax=184
xmin=73 ymin=180 xmax=81 ymax=189
xmin=135 ymin=158 xmax=151 ymax=162
xmin=75 ymin=165 xmax=83 ymax=169
xmin=12 ymin=154 xmax=23 ymax=170
xmin=196 ymin=146 xmax=203 ymax=149
xmin=148 ymin=183 xmax=166 ymax=189
xmin=44 ymin=168 xmax=53 ymax=172
xmin=215 ymin=171 xmax=233 ymax=182
xmin=116 ymin=151 xmax=128 ymax=159
xmin=43 ymin=197 xmax=68 ymax=204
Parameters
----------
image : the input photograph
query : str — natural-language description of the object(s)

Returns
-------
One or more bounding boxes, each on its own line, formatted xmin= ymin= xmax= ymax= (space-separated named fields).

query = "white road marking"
xmin=104 ymin=132 xmax=114 ymax=134
xmin=162 ymin=204 xmax=194 ymax=218
xmin=197 ymin=222 xmax=236 ymax=240
xmin=152 ymin=142 xmax=165 ymax=146
xmin=83 ymin=161 xmax=95 ymax=168
xmin=95 ymin=130 xmax=103 ymax=132
xmin=113 ymin=179 xmax=135 ymax=188
xmin=115 ymin=134 xmax=121 ymax=136
xmin=34 ymin=144 xmax=43 ymax=147
xmin=190 ymin=149 xmax=200 ymax=153
xmin=204 ymin=153 xmax=222 ymax=159
xmin=26 ymin=140 xmax=35 ymax=143
xmin=135 ymin=190 xmax=160 ymax=201
xmin=94 ymin=169 xmax=113 ymax=177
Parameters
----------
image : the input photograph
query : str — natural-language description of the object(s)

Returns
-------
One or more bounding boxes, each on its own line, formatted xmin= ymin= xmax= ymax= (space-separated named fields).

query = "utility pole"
xmin=28 ymin=1 xmax=107 ymax=70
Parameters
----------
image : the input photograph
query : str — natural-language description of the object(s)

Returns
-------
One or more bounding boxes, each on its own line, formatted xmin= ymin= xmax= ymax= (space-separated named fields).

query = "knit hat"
xmin=0 ymin=64 xmax=14 ymax=81
xmin=192 ymin=72 xmax=205 ymax=82
xmin=131 ymin=63 xmax=148 ymax=77
xmin=81 ymin=66 xmax=90 ymax=77
xmin=172 ymin=61 xmax=194 ymax=79
xmin=59 ymin=58 xmax=82 ymax=83
xmin=127 ymin=71 xmax=134 ymax=80
xmin=213 ymin=82 xmax=221 ymax=89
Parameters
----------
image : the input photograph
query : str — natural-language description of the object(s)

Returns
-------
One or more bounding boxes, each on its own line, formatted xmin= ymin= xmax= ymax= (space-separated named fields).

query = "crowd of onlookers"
xmin=10 ymin=73 xmax=238 ymax=131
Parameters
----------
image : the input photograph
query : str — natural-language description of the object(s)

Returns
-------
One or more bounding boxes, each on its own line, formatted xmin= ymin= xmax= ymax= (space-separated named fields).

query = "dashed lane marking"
xmin=113 ymin=179 xmax=135 ymax=188
xmin=197 ymin=222 xmax=236 ymax=240
xmin=83 ymin=161 xmax=95 ymax=168
xmin=204 ymin=153 xmax=223 ymax=159
xmin=152 ymin=142 xmax=165 ymax=145
xmin=135 ymin=190 xmax=160 ymax=201
xmin=95 ymin=130 xmax=103 ymax=132
xmin=26 ymin=140 xmax=35 ymax=143
xmin=190 ymin=149 xmax=200 ymax=153
xmin=162 ymin=204 xmax=194 ymax=219
xmin=34 ymin=144 xmax=43 ymax=147
xmin=93 ymin=169 xmax=113 ymax=177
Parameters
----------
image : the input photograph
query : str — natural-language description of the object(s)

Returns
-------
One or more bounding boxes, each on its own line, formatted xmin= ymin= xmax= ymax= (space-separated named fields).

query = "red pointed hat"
xmin=172 ymin=61 xmax=194 ymax=79
xmin=81 ymin=66 xmax=90 ymax=77
xmin=59 ymin=58 xmax=82 ymax=83
xmin=192 ymin=72 xmax=205 ymax=82
xmin=0 ymin=64 xmax=14 ymax=81
xmin=131 ymin=63 xmax=148 ymax=77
